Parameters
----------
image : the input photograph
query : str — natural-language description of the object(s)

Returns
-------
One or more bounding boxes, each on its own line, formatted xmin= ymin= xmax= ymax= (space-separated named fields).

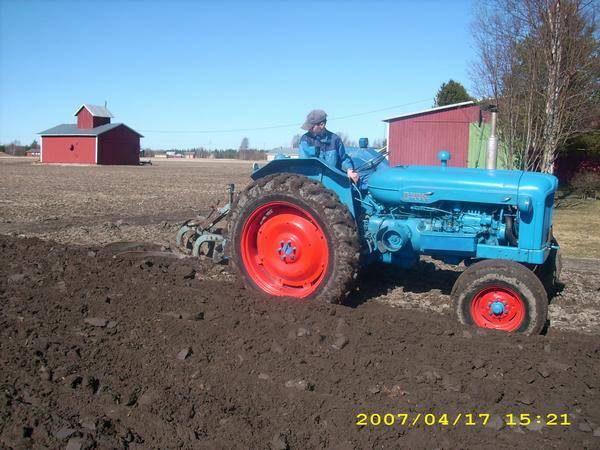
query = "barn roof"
xmin=39 ymin=123 xmax=144 ymax=137
xmin=382 ymin=101 xmax=475 ymax=122
xmin=73 ymin=104 xmax=114 ymax=118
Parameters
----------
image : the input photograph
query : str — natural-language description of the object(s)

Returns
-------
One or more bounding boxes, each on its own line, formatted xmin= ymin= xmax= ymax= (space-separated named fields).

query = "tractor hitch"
xmin=175 ymin=184 xmax=234 ymax=262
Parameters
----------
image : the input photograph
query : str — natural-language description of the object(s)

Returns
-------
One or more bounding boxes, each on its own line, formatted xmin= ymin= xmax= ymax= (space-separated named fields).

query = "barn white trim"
xmin=382 ymin=101 xmax=475 ymax=122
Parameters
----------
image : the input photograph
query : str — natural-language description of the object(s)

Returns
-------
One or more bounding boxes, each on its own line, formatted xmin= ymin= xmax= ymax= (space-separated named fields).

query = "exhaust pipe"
xmin=485 ymin=105 xmax=499 ymax=170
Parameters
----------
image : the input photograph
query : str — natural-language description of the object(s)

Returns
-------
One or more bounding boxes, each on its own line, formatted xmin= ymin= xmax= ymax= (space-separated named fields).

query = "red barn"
xmin=39 ymin=104 xmax=143 ymax=165
xmin=383 ymin=101 xmax=499 ymax=168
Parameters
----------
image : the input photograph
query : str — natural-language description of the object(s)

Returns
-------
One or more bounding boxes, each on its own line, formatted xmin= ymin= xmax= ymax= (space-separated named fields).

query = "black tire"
xmin=228 ymin=173 xmax=360 ymax=304
xmin=534 ymin=237 xmax=562 ymax=294
xmin=451 ymin=259 xmax=548 ymax=335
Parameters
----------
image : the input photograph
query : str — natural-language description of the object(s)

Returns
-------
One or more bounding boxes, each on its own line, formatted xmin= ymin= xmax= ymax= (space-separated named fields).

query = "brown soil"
xmin=0 ymin=158 xmax=252 ymax=246
xmin=1 ymin=235 xmax=599 ymax=449
xmin=1 ymin=158 xmax=599 ymax=336
xmin=1 ymin=158 xmax=600 ymax=448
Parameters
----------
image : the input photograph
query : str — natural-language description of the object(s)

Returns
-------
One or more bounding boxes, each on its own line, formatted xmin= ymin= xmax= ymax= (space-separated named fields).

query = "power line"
xmin=139 ymin=98 xmax=433 ymax=134
xmin=329 ymin=98 xmax=433 ymax=120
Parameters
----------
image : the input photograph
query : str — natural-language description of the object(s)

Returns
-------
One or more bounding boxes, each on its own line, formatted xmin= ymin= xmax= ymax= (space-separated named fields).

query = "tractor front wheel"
xmin=228 ymin=174 xmax=360 ymax=303
xmin=534 ymin=237 xmax=562 ymax=295
xmin=451 ymin=259 xmax=548 ymax=335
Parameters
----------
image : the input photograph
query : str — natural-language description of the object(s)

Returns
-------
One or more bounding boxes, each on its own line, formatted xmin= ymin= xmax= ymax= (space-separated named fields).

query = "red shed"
xmin=383 ymin=101 xmax=493 ymax=168
xmin=39 ymin=104 xmax=143 ymax=165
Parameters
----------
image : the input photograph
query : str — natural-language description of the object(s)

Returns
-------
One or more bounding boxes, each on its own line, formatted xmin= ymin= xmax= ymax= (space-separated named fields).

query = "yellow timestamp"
xmin=505 ymin=413 xmax=571 ymax=426
xmin=355 ymin=412 xmax=571 ymax=427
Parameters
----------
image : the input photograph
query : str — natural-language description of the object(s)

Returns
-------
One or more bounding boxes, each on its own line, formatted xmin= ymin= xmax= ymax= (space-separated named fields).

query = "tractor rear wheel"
xmin=228 ymin=174 xmax=360 ymax=303
xmin=451 ymin=259 xmax=548 ymax=335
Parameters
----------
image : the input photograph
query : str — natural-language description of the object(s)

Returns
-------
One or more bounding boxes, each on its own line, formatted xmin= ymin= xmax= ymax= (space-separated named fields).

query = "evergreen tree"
xmin=434 ymin=80 xmax=472 ymax=107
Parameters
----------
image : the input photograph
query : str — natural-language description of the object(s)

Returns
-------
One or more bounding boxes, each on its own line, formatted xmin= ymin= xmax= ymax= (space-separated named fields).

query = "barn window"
xmin=69 ymin=144 xmax=74 ymax=151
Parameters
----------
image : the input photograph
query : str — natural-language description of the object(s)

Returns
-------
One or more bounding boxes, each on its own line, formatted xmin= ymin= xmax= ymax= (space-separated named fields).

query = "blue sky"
xmin=0 ymin=0 xmax=477 ymax=150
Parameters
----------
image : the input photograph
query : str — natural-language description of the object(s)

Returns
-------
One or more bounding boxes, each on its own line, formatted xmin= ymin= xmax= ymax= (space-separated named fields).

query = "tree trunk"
xmin=540 ymin=0 xmax=564 ymax=173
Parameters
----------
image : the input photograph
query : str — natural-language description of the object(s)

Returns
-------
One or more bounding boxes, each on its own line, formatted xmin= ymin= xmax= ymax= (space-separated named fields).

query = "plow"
xmin=175 ymin=183 xmax=234 ymax=262
xmin=175 ymin=137 xmax=561 ymax=335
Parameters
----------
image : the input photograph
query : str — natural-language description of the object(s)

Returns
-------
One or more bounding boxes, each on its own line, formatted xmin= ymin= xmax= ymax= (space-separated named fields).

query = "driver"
xmin=299 ymin=109 xmax=360 ymax=183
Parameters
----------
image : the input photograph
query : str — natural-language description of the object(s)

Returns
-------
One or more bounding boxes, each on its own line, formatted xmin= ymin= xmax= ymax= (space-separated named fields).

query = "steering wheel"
xmin=355 ymin=151 xmax=388 ymax=172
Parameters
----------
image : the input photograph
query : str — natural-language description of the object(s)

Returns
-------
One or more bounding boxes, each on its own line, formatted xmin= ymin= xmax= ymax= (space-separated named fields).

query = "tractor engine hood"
xmin=367 ymin=165 xmax=558 ymax=208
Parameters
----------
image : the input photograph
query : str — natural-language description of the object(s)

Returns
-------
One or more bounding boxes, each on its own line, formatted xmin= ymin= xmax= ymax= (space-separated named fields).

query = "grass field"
xmin=554 ymin=200 xmax=600 ymax=258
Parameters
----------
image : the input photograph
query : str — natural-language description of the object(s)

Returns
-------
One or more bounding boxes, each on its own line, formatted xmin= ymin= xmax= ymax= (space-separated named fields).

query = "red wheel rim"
xmin=240 ymin=201 xmax=329 ymax=298
xmin=470 ymin=285 xmax=526 ymax=332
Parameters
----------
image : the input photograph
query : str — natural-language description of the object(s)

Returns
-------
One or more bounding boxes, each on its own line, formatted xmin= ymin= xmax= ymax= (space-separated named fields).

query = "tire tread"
xmin=228 ymin=174 xmax=360 ymax=304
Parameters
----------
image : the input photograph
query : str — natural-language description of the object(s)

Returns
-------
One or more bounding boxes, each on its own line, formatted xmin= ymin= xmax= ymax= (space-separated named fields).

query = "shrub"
xmin=570 ymin=169 xmax=600 ymax=199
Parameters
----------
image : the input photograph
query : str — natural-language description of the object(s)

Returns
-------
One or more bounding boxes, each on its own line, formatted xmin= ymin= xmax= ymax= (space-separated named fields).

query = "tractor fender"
xmin=250 ymin=158 xmax=357 ymax=218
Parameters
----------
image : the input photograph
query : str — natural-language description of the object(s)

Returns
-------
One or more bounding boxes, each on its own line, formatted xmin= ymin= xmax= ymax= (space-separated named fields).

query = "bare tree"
xmin=239 ymin=137 xmax=249 ymax=160
xmin=335 ymin=131 xmax=356 ymax=148
xmin=372 ymin=138 xmax=388 ymax=149
xmin=6 ymin=140 xmax=26 ymax=156
xmin=471 ymin=0 xmax=599 ymax=172
xmin=291 ymin=134 xmax=301 ymax=149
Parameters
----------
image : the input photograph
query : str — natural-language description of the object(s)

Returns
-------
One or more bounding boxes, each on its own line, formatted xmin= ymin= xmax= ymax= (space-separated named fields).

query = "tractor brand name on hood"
xmin=403 ymin=192 xmax=429 ymax=202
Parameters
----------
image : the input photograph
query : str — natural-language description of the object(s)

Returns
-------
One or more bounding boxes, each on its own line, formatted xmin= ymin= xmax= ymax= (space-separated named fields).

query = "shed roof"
xmin=73 ymin=104 xmax=114 ymax=118
xmin=382 ymin=101 xmax=475 ymax=122
xmin=39 ymin=123 xmax=144 ymax=137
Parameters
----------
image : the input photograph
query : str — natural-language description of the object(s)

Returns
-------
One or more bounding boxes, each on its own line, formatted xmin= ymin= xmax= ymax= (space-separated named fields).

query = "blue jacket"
xmin=299 ymin=130 xmax=354 ymax=172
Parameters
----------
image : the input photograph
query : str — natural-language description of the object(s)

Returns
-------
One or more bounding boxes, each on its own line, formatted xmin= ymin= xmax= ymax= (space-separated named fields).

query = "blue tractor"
xmin=176 ymin=139 xmax=561 ymax=335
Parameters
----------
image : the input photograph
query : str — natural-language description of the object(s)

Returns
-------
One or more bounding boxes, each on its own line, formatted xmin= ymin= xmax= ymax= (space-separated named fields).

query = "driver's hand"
xmin=346 ymin=169 xmax=359 ymax=184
